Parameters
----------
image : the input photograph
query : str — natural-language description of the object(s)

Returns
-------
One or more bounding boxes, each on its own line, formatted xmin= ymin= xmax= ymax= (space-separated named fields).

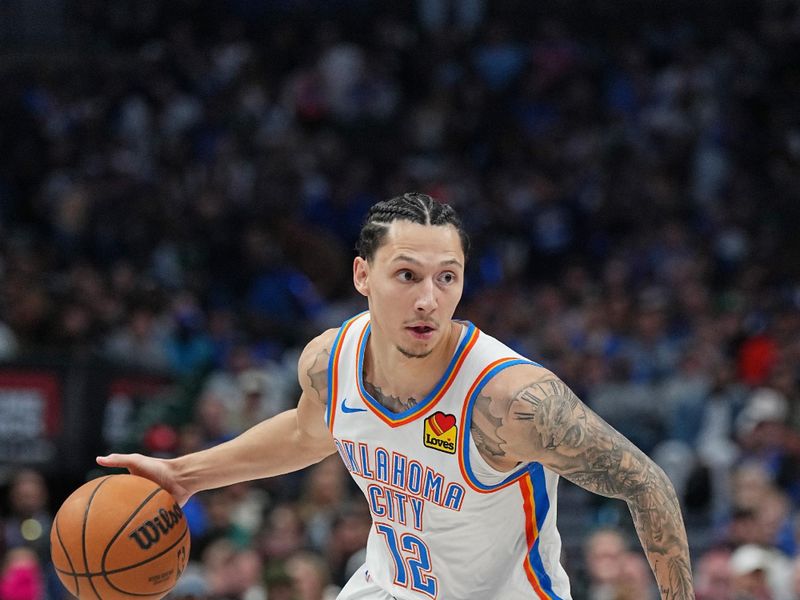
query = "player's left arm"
xmin=472 ymin=364 xmax=694 ymax=600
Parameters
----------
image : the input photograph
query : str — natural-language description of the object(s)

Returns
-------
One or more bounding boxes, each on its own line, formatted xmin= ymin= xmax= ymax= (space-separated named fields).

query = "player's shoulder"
xmin=480 ymin=361 xmax=560 ymax=401
xmin=298 ymin=312 xmax=369 ymax=374
xmin=297 ymin=327 xmax=339 ymax=397
xmin=298 ymin=327 xmax=339 ymax=371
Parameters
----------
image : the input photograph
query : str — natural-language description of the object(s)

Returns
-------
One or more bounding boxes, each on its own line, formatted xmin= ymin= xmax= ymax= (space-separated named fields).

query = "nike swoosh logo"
xmin=341 ymin=397 xmax=367 ymax=413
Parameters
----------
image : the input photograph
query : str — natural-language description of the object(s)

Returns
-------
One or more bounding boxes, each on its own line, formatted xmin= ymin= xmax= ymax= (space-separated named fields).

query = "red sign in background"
xmin=0 ymin=371 xmax=62 ymax=463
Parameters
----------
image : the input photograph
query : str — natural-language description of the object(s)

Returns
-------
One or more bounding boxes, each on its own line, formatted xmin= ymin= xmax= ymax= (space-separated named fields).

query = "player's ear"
xmin=353 ymin=256 xmax=369 ymax=296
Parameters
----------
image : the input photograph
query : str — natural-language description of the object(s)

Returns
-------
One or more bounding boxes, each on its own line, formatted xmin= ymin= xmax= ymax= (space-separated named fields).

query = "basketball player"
xmin=98 ymin=193 xmax=694 ymax=599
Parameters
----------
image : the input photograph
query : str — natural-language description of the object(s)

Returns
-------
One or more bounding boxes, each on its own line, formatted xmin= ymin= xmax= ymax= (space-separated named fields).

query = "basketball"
xmin=50 ymin=474 xmax=190 ymax=600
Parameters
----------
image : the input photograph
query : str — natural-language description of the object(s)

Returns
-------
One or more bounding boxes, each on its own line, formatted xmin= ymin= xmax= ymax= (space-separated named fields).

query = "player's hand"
xmin=96 ymin=453 xmax=192 ymax=506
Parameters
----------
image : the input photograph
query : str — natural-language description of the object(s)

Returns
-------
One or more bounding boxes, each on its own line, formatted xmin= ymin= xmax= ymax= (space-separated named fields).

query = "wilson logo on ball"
xmin=128 ymin=503 xmax=184 ymax=550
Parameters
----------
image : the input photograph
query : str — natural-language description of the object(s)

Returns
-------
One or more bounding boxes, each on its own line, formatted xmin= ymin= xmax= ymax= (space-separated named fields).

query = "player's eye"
xmin=397 ymin=270 xmax=415 ymax=282
xmin=438 ymin=272 xmax=456 ymax=285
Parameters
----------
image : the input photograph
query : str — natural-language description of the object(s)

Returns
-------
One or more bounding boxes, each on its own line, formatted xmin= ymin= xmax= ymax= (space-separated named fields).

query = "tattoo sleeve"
xmin=471 ymin=378 xmax=694 ymax=599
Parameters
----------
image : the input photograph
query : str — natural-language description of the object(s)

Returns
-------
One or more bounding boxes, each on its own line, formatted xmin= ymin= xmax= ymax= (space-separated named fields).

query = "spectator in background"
xmin=586 ymin=356 xmax=663 ymax=455
xmin=754 ymin=489 xmax=796 ymax=557
xmin=728 ymin=544 xmax=778 ymax=600
xmin=577 ymin=527 xmax=629 ymax=600
xmin=0 ymin=548 xmax=44 ymax=600
xmin=324 ymin=503 xmax=371 ymax=589
xmin=731 ymin=542 xmax=792 ymax=600
xmin=3 ymin=470 xmax=51 ymax=561
xmin=165 ymin=567 xmax=209 ymax=600
xmin=208 ymin=547 xmax=265 ymax=600
xmin=2 ymin=470 xmax=58 ymax=600
xmin=652 ymin=345 xmax=719 ymax=505
xmin=695 ymin=547 xmax=734 ymax=600
xmin=735 ymin=388 xmax=790 ymax=465
xmin=255 ymin=503 xmax=307 ymax=566
xmin=104 ymin=305 xmax=170 ymax=371
xmin=199 ymin=538 xmax=237 ymax=599
xmin=226 ymin=481 xmax=270 ymax=540
xmin=263 ymin=566 xmax=296 ymax=600
xmin=285 ymin=551 xmax=340 ymax=600
xmin=616 ymin=551 xmax=658 ymax=600
xmin=734 ymin=388 xmax=800 ymax=513
xmin=720 ymin=463 xmax=798 ymax=560
xmin=201 ymin=351 xmax=295 ymax=437
xmin=621 ymin=286 xmax=684 ymax=385
xmin=235 ymin=367 xmax=291 ymax=429
xmin=191 ymin=488 xmax=252 ymax=559
xmin=165 ymin=295 xmax=215 ymax=377
xmin=297 ymin=456 xmax=350 ymax=553
xmin=660 ymin=346 xmax=716 ymax=448
xmin=193 ymin=391 xmax=234 ymax=448
xmin=694 ymin=360 xmax=748 ymax=520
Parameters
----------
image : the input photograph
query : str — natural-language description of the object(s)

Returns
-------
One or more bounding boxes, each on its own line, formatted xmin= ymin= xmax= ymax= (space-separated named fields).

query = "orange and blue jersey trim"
xmin=458 ymin=357 xmax=540 ymax=492
xmin=457 ymin=356 xmax=562 ymax=598
xmin=356 ymin=320 xmax=479 ymax=427
xmin=326 ymin=312 xmax=366 ymax=431
xmin=520 ymin=466 xmax=564 ymax=599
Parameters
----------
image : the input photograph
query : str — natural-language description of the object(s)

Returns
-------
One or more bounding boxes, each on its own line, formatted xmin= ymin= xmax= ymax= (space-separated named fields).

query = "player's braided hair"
xmin=356 ymin=192 xmax=470 ymax=262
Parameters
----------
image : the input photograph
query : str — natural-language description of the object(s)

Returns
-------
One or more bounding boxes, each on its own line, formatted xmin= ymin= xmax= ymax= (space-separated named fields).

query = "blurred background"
xmin=1 ymin=1 xmax=800 ymax=599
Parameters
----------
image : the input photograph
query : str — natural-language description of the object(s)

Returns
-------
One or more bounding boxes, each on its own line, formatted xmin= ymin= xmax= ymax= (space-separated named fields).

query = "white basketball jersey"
xmin=326 ymin=312 xmax=572 ymax=600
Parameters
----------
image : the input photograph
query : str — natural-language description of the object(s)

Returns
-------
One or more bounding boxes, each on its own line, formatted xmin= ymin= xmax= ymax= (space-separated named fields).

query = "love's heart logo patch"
xmin=424 ymin=411 xmax=458 ymax=454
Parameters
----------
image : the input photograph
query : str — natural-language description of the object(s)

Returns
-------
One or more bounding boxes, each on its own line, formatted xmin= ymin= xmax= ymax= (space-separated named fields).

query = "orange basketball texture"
xmin=50 ymin=474 xmax=190 ymax=600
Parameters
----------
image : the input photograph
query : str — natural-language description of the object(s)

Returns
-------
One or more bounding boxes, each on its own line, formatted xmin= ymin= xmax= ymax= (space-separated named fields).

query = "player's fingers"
xmin=96 ymin=453 xmax=138 ymax=469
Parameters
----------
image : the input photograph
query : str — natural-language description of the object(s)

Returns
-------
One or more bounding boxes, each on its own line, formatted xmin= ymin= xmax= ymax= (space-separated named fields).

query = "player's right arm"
xmin=96 ymin=328 xmax=339 ymax=505
xmin=472 ymin=364 xmax=694 ymax=599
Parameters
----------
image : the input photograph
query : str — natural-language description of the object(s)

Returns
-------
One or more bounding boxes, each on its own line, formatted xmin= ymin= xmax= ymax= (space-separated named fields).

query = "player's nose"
xmin=415 ymin=279 xmax=437 ymax=312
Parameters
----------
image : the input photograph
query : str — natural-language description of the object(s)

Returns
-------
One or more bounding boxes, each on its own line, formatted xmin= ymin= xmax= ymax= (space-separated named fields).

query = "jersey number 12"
xmin=375 ymin=523 xmax=438 ymax=598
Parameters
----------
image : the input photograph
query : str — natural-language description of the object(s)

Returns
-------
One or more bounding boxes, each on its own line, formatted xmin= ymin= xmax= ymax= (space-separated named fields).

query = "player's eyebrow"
xmin=391 ymin=254 xmax=463 ymax=269
xmin=439 ymin=258 xmax=463 ymax=269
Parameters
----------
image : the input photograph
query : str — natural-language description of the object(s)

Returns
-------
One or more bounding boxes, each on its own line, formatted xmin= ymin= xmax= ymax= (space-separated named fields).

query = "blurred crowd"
xmin=2 ymin=0 xmax=800 ymax=598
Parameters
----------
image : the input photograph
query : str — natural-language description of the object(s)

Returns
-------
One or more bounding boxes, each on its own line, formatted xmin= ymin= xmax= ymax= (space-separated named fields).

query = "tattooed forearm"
xmin=364 ymin=381 xmax=418 ymax=413
xmin=471 ymin=376 xmax=693 ymax=599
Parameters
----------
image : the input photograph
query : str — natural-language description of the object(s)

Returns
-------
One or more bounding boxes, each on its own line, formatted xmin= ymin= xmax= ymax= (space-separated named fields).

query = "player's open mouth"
xmin=407 ymin=325 xmax=435 ymax=339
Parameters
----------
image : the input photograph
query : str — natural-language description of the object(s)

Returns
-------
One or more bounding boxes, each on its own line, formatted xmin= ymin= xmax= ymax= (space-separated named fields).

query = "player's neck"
xmin=364 ymin=321 xmax=461 ymax=411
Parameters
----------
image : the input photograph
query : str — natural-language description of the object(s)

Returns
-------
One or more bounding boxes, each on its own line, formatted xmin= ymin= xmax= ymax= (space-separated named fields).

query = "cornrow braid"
xmin=356 ymin=192 xmax=470 ymax=262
